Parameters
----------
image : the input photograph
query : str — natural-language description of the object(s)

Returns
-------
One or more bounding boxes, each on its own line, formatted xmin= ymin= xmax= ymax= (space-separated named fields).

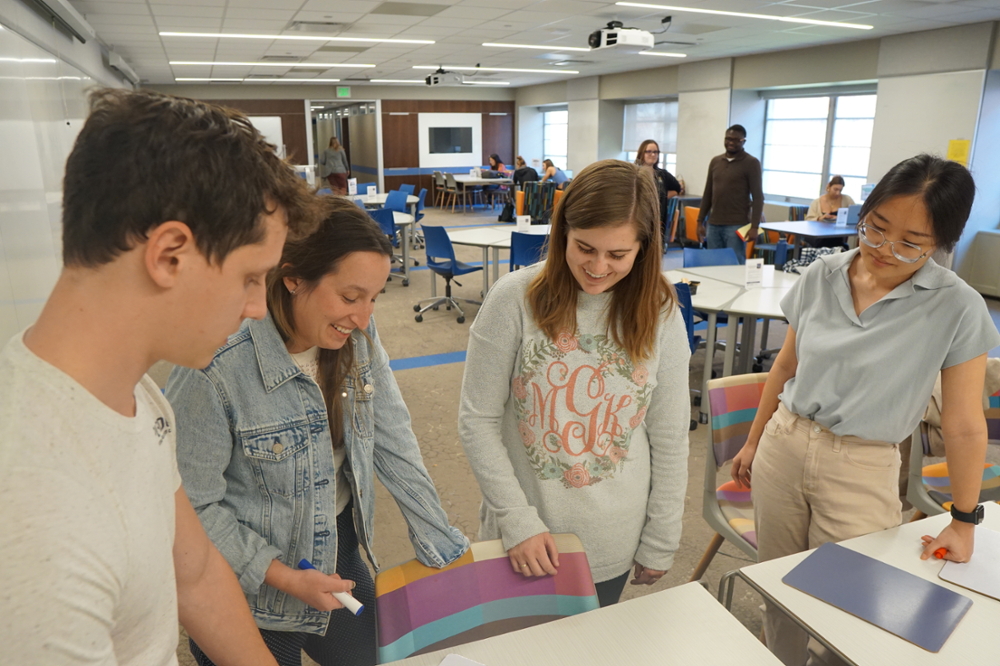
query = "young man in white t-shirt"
xmin=0 ymin=89 xmax=336 ymax=665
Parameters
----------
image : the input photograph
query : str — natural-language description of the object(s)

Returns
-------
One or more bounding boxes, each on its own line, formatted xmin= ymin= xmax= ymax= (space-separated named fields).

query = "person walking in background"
xmin=459 ymin=160 xmax=691 ymax=608
xmin=635 ymin=139 xmax=681 ymax=242
xmin=696 ymin=124 xmax=764 ymax=259
xmin=319 ymin=137 xmax=350 ymax=195
xmin=513 ymin=156 xmax=539 ymax=187
xmin=806 ymin=175 xmax=855 ymax=222
xmin=540 ymin=158 xmax=570 ymax=189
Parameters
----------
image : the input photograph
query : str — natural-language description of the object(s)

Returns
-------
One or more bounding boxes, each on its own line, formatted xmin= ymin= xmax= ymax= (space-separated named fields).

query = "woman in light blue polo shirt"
xmin=730 ymin=154 xmax=1000 ymax=666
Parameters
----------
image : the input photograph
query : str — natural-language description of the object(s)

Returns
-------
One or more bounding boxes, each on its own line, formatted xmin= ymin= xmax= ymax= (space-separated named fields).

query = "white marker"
xmin=298 ymin=559 xmax=364 ymax=616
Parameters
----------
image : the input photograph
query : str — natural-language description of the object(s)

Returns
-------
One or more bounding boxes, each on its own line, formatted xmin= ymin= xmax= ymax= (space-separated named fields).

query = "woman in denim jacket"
xmin=167 ymin=198 xmax=468 ymax=666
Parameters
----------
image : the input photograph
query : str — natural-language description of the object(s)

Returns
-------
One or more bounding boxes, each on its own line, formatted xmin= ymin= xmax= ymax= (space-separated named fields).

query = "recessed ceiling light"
xmin=262 ymin=78 xmax=341 ymax=82
xmin=369 ymin=79 xmax=424 ymax=83
xmin=482 ymin=42 xmax=590 ymax=52
xmin=413 ymin=65 xmax=578 ymax=74
xmin=175 ymin=78 xmax=243 ymax=82
xmin=0 ymin=57 xmax=57 ymax=63
xmin=159 ymin=31 xmax=435 ymax=44
xmin=637 ymin=51 xmax=687 ymax=58
xmin=615 ymin=2 xmax=873 ymax=30
xmin=170 ymin=61 xmax=374 ymax=68
xmin=174 ymin=77 xmax=342 ymax=83
xmin=464 ymin=80 xmax=510 ymax=85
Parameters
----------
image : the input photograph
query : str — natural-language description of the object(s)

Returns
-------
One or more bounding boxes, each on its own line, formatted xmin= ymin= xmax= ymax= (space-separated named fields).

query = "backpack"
xmin=498 ymin=201 xmax=515 ymax=222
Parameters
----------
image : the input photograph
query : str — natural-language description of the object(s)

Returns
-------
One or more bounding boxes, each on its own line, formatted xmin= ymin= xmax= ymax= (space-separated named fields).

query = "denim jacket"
xmin=166 ymin=315 xmax=468 ymax=634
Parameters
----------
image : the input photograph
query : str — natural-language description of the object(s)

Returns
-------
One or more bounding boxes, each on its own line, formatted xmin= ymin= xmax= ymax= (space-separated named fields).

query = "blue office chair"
xmin=357 ymin=182 xmax=376 ymax=195
xmin=369 ymin=209 xmax=410 ymax=286
xmin=673 ymin=282 xmax=700 ymax=431
xmin=509 ymin=232 xmax=547 ymax=271
xmin=682 ymin=247 xmax=741 ymax=267
xmin=413 ymin=225 xmax=483 ymax=324
xmin=399 ymin=184 xmax=415 ymax=195
xmin=317 ymin=187 xmax=333 ymax=195
xmin=384 ymin=189 xmax=409 ymax=213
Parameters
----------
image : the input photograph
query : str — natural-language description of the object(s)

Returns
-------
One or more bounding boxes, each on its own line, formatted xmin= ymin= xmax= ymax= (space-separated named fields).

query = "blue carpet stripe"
xmin=390 ymin=350 xmax=467 ymax=371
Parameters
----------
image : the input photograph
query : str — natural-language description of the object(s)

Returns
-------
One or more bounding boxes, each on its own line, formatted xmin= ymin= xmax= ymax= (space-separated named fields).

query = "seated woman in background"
xmin=540 ymin=158 xmax=569 ymax=189
xmin=167 ymin=197 xmax=469 ymax=666
xmin=488 ymin=153 xmax=506 ymax=173
xmin=459 ymin=160 xmax=691 ymax=608
xmin=512 ymin=155 xmax=539 ymax=187
xmin=806 ymin=175 xmax=855 ymax=222
xmin=635 ymin=139 xmax=681 ymax=242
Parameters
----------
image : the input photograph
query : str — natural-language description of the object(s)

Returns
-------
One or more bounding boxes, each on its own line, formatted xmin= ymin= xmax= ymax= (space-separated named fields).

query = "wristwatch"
xmin=950 ymin=504 xmax=985 ymax=525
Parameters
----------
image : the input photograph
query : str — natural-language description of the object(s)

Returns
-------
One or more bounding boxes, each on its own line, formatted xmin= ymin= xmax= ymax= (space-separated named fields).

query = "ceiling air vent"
xmin=287 ymin=21 xmax=349 ymax=33
xmin=260 ymin=55 xmax=302 ymax=63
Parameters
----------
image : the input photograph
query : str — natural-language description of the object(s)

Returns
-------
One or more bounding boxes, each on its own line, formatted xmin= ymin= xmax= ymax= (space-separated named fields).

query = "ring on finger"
xmin=519 ymin=563 xmax=529 ymax=569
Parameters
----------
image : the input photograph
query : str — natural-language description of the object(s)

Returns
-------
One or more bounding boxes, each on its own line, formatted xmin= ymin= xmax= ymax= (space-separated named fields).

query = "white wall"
xmin=517 ymin=105 xmax=543 ymax=168
xmin=597 ymin=100 xmax=625 ymax=162
xmin=956 ymin=69 xmax=1000 ymax=274
xmin=567 ymin=99 xmax=599 ymax=174
xmin=676 ymin=89 xmax=732 ymax=196
xmin=867 ymin=70 xmax=985 ymax=182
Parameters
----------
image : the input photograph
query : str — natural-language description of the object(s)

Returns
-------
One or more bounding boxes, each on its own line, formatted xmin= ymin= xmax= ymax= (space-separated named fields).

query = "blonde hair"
xmin=515 ymin=155 xmax=526 ymax=168
xmin=526 ymin=160 xmax=674 ymax=362
xmin=328 ymin=137 xmax=342 ymax=150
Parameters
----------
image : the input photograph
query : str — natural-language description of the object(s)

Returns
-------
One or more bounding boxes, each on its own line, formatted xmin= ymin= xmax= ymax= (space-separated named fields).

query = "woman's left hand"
xmin=630 ymin=562 xmax=666 ymax=586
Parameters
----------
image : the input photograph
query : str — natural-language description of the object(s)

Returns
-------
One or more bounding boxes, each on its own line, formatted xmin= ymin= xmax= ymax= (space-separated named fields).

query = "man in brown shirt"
xmin=696 ymin=125 xmax=764 ymax=259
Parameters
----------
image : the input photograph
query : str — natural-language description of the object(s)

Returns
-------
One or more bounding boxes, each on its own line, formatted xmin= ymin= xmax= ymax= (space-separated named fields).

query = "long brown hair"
xmin=526 ymin=160 xmax=674 ymax=362
xmin=328 ymin=136 xmax=342 ymax=151
xmin=266 ymin=196 xmax=392 ymax=446
xmin=634 ymin=139 xmax=660 ymax=167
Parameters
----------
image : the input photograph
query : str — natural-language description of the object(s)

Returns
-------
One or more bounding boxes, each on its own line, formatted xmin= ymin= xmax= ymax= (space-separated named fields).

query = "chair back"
xmin=684 ymin=207 xmax=701 ymax=243
xmin=421 ymin=224 xmax=458 ymax=266
xmin=509 ymin=231 xmax=547 ymax=270
xmin=672 ymin=283 xmax=698 ymax=354
xmin=433 ymin=171 xmax=444 ymax=186
xmin=444 ymin=173 xmax=458 ymax=190
xmin=399 ymin=184 xmax=416 ymax=195
xmin=515 ymin=190 xmax=525 ymax=216
xmin=317 ymin=187 xmax=332 ymax=195
xmin=416 ymin=188 xmax=427 ymax=221
xmin=706 ymin=373 xmax=769 ymax=468
xmin=358 ymin=182 xmax=377 ymax=195
xmin=369 ymin=208 xmax=396 ymax=238
xmin=374 ymin=534 xmax=598 ymax=663
xmin=683 ymin=247 xmax=741 ymax=268
xmin=385 ymin=189 xmax=408 ymax=213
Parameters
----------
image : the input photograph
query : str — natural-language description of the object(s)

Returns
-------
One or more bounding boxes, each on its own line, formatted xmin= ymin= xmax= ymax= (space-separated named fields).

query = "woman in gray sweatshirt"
xmin=319 ymin=137 xmax=350 ymax=194
xmin=459 ymin=159 xmax=691 ymax=606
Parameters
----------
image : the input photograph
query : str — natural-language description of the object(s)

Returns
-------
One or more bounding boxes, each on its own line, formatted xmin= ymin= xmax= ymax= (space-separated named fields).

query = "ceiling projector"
xmin=425 ymin=70 xmax=464 ymax=86
xmin=588 ymin=21 xmax=654 ymax=53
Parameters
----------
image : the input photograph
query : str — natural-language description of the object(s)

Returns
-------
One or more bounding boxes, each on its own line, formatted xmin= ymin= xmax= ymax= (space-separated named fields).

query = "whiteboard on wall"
xmin=418 ymin=113 xmax=482 ymax=168
xmin=249 ymin=116 xmax=285 ymax=158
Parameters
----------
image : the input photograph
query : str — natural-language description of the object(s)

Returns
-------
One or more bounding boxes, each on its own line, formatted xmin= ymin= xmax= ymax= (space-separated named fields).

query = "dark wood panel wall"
xmin=203 ymin=99 xmax=308 ymax=165
xmin=381 ymin=100 xmax=515 ymax=198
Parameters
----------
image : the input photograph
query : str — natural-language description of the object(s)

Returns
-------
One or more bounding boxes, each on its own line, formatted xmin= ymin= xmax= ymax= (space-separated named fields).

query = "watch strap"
xmin=950 ymin=504 xmax=984 ymax=525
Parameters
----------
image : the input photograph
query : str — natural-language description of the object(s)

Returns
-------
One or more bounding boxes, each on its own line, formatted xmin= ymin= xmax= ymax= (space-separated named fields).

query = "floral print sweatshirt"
xmin=459 ymin=263 xmax=691 ymax=582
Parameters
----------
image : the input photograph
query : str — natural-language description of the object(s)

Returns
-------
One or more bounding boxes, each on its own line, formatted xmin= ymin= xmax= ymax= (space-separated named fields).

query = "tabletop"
xmin=737 ymin=504 xmax=1000 ymax=666
xmin=453 ymin=175 xmax=514 ymax=186
xmin=383 ymin=582 xmax=782 ymax=666
xmin=664 ymin=270 xmax=744 ymax=312
xmin=351 ymin=193 xmax=419 ymax=206
xmin=760 ymin=220 xmax=859 ymax=238
xmin=724 ymin=287 xmax=789 ymax=319
xmin=448 ymin=224 xmax=550 ymax=249
xmin=674 ymin=265 xmax=801 ymax=289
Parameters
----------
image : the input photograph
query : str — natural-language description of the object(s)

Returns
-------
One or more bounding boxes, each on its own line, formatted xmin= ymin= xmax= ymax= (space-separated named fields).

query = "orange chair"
xmin=515 ymin=190 xmax=525 ymax=217
xmin=684 ymin=207 xmax=701 ymax=243
xmin=553 ymin=189 xmax=564 ymax=210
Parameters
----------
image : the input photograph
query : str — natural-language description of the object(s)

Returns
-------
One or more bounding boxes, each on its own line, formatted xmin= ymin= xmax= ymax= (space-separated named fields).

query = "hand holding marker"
xmin=299 ymin=559 xmax=364 ymax=616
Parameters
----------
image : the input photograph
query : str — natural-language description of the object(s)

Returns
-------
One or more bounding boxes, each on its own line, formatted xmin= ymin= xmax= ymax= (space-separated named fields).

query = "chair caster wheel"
xmin=711 ymin=370 xmax=718 ymax=379
xmin=413 ymin=304 xmax=421 ymax=312
xmin=432 ymin=306 xmax=439 ymax=311
xmin=414 ymin=261 xmax=420 ymax=266
xmin=415 ymin=314 xmax=423 ymax=322
xmin=693 ymin=396 xmax=701 ymax=407
xmin=689 ymin=419 xmax=698 ymax=431
xmin=402 ymin=279 xmax=409 ymax=287
xmin=457 ymin=316 xmax=466 ymax=324
xmin=699 ymin=414 xmax=708 ymax=424
xmin=752 ymin=363 xmax=763 ymax=372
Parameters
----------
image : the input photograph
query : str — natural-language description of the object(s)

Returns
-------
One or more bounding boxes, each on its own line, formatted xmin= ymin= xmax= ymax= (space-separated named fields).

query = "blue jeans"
xmin=706 ymin=224 xmax=746 ymax=261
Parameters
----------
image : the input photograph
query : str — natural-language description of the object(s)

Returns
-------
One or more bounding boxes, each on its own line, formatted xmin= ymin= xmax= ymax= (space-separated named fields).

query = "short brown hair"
xmin=62 ymin=88 xmax=318 ymax=267
xmin=267 ymin=197 xmax=392 ymax=447
xmin=634 ymin=139 xmax=659 ymax=166
xmin=526 ymin=160 xmax=674 ymax=362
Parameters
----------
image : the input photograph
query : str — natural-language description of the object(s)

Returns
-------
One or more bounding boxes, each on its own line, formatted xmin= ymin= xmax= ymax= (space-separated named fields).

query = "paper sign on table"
xmin=366 ymin=185 xmax=377 ymax=202
xmin=835 ymin=207 xmax=850 ymax=227
xmin=782 ymin=542 xmax=972 ymax=652
xmin=745 ymin=259 xmax=763 ymax=289
xmin=347 ymin=178 xmax=357 ymax=196
xmin=515 ymin=215 xmax=531 ymax=232
xmin=940 ymin=525 xmax=1000 ymax=601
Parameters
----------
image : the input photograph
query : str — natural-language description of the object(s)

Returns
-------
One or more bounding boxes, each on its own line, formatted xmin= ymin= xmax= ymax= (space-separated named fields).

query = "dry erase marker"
xmin=298 ymin=559 xmax=364 ymax=616
xmin=934 ymin=548 xmax=948 ymax=560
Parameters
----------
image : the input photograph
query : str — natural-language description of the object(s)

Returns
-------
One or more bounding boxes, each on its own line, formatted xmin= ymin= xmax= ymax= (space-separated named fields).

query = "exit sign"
xmin=336 ymin=87 xmax=351 ymax=98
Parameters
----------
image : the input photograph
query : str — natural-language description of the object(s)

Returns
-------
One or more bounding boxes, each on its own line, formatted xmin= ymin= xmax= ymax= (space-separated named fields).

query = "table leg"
xmin=701 ymin=312 xmax=718 ymax=424
xmin=723 ymin=316 xmax=738 ymax=376
xmin=481 ymin=247 xmax=490 ymax=297
xmin=739 ymin=317 xmax=756 ymax=374
xmin=401 ymin=224 xmax=411 ymax=286
xmin=492 ymin=247 xmax=501 ymax=285
xmin=793 ymin=236 xmax=803 ymax=260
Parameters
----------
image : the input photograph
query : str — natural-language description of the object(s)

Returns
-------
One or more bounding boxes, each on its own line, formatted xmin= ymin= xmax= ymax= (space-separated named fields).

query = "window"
xmin=761 ymin=94 xmax=876 ymax=201
xmin=543 ymin=109 xmax=568 ymax=171
xmin=623 ymin=101 xmax=678 ymax=174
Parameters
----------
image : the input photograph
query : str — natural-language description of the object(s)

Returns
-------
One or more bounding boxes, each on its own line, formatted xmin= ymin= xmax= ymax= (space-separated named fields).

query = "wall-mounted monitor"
xmin=429 ymin=127 xmax=473 ymax=154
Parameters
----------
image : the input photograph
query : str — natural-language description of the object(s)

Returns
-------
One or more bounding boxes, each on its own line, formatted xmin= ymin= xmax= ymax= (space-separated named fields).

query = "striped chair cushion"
xmin=716 ymin=480 xmax=756 ymax=548
xmin=708 ymin=377 xmax=767 ymax=466
xmin=921 ymin=462 xmax=1000 ymax=510
xmin=374 ymin=535 xmax=599 ymax=663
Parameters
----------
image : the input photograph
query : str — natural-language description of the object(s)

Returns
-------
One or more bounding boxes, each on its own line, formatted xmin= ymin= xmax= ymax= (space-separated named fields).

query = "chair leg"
xmin=689 ymin=532 xmax=725 ymax=582
xmin=909 ymin=510 xmax=928 ymax=522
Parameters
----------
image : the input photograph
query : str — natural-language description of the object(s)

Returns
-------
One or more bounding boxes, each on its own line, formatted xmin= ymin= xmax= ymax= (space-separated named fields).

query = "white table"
xmin=720 ymin=503 xmax=1000 ymax=666
xmin=760 ymin=220 xmax=858 ymax=260
xmin=452 ymin=175 xmax=514 ymax=187
xmin=676 ymin=265 xmax=800 ymax=289
xmin=447 ymin=225 xmax=550 ymax=298
xmin=356 ymin=193 xmax=419 ymax=217
xmin=384 ymin=582 xmax=782 ymax=666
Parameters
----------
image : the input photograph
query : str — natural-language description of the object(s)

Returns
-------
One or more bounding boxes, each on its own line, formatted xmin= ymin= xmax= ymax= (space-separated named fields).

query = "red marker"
xmin=933 ymin=548 xmax=947 ymax=560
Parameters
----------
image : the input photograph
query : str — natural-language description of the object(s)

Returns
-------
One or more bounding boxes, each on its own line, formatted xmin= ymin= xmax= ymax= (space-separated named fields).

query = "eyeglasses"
xmin=644 ymin=149 xmax=660 ymax=155
xmin=857 ymin=221 xmax=929 ymax=264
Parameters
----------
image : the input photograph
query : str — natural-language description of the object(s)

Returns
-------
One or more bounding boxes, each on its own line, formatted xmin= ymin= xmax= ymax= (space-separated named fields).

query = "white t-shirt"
xmin=290 ymin=346 xmax=352 ymax=516
xmin=0 ymin=332 xmax=181 ymax=665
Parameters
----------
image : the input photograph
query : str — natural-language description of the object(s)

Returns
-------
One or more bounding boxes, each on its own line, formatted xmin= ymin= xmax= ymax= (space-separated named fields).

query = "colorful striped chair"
xmin=907 ymin=387 xmax=1000 ymax=518
xmin=374 ymin=534 xmax=598 ymax=663
xmin=689 ymin=373 xmax=768 ymax=582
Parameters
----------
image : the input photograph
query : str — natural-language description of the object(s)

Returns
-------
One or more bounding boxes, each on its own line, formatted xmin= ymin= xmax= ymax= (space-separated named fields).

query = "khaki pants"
xmin=752 ymin=403 xmax=902 ymax=666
